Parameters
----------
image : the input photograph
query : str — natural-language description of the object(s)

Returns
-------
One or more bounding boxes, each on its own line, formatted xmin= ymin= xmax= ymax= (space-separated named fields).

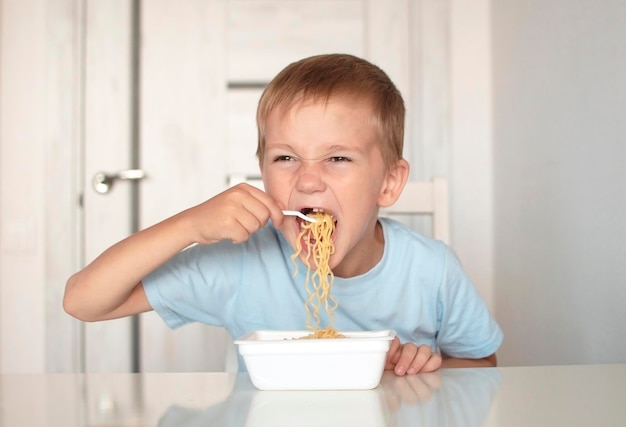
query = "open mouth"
xmin=300 ymin=208 xmax=337 ymax=225
xmin=296 ymin=208 xmax=337 ymax=247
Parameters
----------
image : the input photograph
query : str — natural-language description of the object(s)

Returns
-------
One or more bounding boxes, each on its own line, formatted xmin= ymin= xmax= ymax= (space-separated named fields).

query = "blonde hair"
xmin=256 ymin=54 xmax=405 ymax=169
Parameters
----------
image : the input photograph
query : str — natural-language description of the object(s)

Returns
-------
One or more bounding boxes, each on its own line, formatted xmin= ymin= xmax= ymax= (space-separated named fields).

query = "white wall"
xmin=449 ymin=0 xmax=494 ymax=310
xmin=492 ymin=0 xmax=626 ymax=365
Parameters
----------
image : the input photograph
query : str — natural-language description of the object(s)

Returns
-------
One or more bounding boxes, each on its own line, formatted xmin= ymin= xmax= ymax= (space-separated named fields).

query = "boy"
xmin=64 ymin=54 xmax=502 ymax=375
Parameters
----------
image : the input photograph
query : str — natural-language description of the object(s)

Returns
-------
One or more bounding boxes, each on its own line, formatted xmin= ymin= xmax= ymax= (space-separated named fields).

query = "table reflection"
xmin=379 ymin=368 xmax=501 ymax=427
xmin=0 ymin=368 xmax=500 ymax=426
xmin=3 ymin=365 xmax=625 ymax=426
xmin=156 ymin=369 xmax=501 ymax=427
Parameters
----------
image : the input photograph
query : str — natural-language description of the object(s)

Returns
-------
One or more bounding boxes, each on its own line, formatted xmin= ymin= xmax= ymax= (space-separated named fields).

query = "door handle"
xmin=92 ymin=169 xmax=146 ymax=194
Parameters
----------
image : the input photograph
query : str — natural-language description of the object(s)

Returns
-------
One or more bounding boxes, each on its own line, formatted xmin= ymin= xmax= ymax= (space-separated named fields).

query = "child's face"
xmin=261 ymin=96 xmax=397 ymax=277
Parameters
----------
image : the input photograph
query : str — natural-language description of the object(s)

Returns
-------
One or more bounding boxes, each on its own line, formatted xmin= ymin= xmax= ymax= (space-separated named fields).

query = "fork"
xmin=282 ymin=210 xmax=317 ymax=223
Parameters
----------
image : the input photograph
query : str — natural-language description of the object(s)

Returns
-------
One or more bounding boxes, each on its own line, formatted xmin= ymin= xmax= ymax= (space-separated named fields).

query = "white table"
xmin=2 ymin=364 xmax=625 ymax=426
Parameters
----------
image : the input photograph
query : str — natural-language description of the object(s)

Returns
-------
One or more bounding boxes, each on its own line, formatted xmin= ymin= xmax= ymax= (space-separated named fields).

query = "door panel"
xmin=226 ymin=0 xmax=364 ymax=82
xmin=138 ymin=0 xmax=232 ymax=372
xmin=83 ymin=0 xmax=134 ymax=372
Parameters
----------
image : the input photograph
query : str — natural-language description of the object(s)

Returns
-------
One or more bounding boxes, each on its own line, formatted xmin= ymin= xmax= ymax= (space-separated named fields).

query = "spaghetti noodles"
xmin=291 ymin=211 xmax=345 ymax=339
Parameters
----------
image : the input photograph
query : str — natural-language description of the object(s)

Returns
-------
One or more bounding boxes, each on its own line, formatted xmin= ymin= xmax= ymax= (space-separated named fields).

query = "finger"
xmin=394 ymin=343 xmax=418 ymax=376
xmin=229 ymin=216 xmax=262 ymax=244
xmin=219 ymin=210 xmax=267 ymax=245
xmin=420 ymin=353 xmax=443 ymax=373
xmin=238 ymin=183 xmax=284 ymax=225
xmin=224 ymin=189 xmax=279 ymax=240
xmin=225 ymin=183 xmax=275 ymax=217
xmin=236 ymin=204 xmax=269 ymax=233
xmin=387 ymin=337 xmax=401 ymax=362
xmin=384 ymin=337 xmax=401 ymax=369
xmin=405 ymin=345 xmax=433 ymax=375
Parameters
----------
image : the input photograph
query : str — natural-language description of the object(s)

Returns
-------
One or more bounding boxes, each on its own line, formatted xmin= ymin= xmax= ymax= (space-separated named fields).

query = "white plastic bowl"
xmin=234 ymin=330 xmax=396 ymax=390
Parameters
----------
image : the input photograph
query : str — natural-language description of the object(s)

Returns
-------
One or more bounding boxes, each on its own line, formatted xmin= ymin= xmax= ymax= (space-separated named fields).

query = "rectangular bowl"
xmin=234 ymin=330 xmax=395 ymax=390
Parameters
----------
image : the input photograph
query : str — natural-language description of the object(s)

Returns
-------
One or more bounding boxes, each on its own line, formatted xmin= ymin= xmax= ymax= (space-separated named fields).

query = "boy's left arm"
xmin=441 ymin=353 xmax=497 ymax=368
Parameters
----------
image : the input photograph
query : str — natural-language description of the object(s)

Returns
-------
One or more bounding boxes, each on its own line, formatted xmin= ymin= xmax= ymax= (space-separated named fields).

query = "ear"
xmin=378 ymin=159 xmax=410 ymax=207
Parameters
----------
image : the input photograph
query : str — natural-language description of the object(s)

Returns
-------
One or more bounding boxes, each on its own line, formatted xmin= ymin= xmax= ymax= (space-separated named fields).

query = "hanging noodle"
xmin=291 ymin=212 xmax=345 ymax=339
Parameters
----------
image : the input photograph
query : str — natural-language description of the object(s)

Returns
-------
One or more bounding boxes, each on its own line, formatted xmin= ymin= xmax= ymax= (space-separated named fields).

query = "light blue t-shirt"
xmin=144 ymin=218 xmax=502 ymax=363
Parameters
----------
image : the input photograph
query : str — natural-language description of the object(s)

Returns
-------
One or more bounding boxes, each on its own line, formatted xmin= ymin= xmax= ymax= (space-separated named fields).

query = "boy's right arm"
xmin=63 ymin=184 xmax=284 ymax=322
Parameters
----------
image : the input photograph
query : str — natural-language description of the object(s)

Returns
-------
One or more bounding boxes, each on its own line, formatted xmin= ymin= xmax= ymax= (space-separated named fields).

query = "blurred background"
xmin=1 ymin=0 xmax=624 ymax=373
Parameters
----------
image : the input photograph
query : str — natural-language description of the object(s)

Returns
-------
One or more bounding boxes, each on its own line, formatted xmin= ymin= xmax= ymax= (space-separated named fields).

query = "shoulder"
xmin=378 ymin=217 xmax=467 ymax=284
xmin=379 ymin=217 xmax=448 ymax=259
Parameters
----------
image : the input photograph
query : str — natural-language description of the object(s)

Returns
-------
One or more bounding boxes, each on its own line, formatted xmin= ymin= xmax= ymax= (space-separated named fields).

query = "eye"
xmin=273 ymin=155 xmax=295 ymax=162
xmin=328 ymin=156 xmax=352 ymax=163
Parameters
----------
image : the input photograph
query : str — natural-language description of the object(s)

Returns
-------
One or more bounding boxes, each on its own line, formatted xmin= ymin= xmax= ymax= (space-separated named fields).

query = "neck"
xmin=332 ymin=220 xmax=384 ymax=278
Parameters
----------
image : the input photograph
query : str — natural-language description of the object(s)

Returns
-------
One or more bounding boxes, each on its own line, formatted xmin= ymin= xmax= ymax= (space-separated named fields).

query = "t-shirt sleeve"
xmin=143 ymin=242 xmax=243 ymax=330
xmin=435 ymin=246 xmax=503 ymax=358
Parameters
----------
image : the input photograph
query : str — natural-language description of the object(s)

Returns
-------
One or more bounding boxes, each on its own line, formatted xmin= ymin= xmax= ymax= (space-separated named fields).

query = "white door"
xmin=82 ymin=0 xmax=421 ymax=372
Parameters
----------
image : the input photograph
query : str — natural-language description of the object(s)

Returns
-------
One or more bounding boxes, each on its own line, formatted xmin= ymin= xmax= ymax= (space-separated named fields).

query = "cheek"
xmin=261 ymin=173 xmax=282 ymax=196
xmin=263 ymin=176 xmax=296 ymax=212
xmin=337 ymin=178 xmax=382 ymax=209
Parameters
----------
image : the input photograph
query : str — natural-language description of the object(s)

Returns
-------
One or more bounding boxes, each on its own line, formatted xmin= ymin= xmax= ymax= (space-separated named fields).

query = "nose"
xmin=295 ymin=163 xmax=326 ymax=193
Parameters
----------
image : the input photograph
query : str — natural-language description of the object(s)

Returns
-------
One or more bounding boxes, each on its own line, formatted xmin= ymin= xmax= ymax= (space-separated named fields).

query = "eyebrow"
xmin=266 ymin=143 xmax=365 ymax=154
